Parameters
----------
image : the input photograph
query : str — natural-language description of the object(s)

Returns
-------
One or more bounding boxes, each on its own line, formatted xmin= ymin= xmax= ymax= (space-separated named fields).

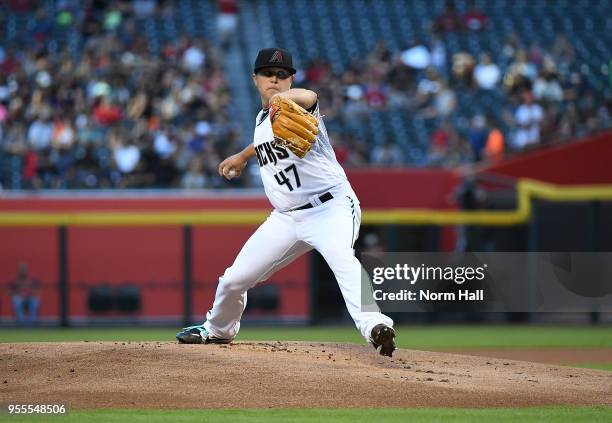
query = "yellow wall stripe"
xmin=0 ymin=179 xmax=610 ymax=227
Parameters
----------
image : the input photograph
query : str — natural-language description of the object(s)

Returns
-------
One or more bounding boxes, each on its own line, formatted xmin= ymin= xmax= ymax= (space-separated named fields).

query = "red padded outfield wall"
xmin=0 ymin=169 xmax=460 ymax=322
xmin=481 ymin=130 xmax=612 ymax=184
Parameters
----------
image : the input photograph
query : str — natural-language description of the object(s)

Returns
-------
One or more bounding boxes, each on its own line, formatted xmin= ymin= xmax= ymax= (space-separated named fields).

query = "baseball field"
xmin=1 ymin=324 xmax=611 ymax=422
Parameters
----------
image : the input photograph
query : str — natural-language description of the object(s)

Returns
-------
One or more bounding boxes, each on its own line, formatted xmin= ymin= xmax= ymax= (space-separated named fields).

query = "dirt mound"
xmin=1 ymin=342 xmax=611 ymax=409
xmin=448 ymin=348 xmax=612 ymax=366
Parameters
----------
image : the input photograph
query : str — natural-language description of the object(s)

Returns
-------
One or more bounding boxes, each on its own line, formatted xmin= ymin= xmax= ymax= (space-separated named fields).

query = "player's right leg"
xmin=177 ymin=210 xmax=309 ymax=343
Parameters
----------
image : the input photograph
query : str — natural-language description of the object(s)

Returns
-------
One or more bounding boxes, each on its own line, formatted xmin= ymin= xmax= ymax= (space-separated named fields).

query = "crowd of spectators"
xmin=296 ymin=0 xmax=611 ymax=168
xmin=0 ymin=0 xmax=610 ymax=190
xmin=0 ymin=0 xmax=240 ymax=189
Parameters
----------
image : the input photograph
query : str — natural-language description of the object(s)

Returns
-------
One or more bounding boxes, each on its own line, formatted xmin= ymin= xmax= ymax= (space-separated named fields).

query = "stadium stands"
xmin=0 ymin=0 xmax=610 ymax=189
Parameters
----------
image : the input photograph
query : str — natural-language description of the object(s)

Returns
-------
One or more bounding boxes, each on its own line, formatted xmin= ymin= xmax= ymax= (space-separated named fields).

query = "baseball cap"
xmin=253 ymin=48 xmax=296 ymax=75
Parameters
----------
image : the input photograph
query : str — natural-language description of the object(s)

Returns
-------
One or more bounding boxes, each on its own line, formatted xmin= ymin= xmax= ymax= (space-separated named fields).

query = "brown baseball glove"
xmin=269 ymin=95 xmax=319 ymax=158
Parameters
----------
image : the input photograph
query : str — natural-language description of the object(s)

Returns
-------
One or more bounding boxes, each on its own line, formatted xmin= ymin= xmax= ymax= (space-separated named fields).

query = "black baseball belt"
xmin=288 ymin=192 xmax=334 ymax=211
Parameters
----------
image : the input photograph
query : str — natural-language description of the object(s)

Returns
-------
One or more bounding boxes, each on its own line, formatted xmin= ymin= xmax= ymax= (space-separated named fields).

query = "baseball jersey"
xmin=253 ymin=101 xmax=349 ymax=211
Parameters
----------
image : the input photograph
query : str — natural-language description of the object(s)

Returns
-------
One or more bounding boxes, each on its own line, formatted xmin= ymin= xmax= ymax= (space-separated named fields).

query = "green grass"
xmin=3 ymin=407 xmax=611 ymax=423
xmin=569 ymin=362 xmax=612 ymax=371
xmin=1 ymin=325 xmax=611 ymax=349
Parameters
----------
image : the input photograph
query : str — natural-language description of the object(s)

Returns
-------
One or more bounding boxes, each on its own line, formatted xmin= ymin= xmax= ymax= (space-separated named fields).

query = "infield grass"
xmin=3 ymin=407 xmax=612 ymax=423
xmin=570 ymin=362 xmax=612 ymax=371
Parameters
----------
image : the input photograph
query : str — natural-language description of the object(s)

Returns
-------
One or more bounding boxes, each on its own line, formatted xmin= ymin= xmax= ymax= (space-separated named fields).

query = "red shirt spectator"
xmin=218 ymin=0 xmax=238 ymax=14
xmin=6 ymin=0 xmax=36 ymax=12
xmin=94 ymin=98 xmax=122 ymax=125
xmin=463 ymin=2 xmax=487 ymax=31
xmin=23 ymin=151 xmax=38 ymax=181
xmin=305 ymin=58 xmax=330 ymax=85
xmin=433 ymin=1 xmax=463 ymax=33
xmin=0 ymin=51 xmax=20 ymax=76
xmin=364 ymin=84 xmax=387 ymax=108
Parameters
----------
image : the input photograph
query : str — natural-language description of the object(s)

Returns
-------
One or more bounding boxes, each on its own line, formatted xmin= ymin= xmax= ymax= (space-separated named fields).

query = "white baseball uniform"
xmin=203 ymin=101 xmax=393 ymax=343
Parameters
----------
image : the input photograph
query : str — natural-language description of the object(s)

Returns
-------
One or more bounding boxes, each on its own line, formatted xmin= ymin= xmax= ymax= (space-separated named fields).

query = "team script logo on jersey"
xmin=255 ymin=140 xmax=289 ymax=167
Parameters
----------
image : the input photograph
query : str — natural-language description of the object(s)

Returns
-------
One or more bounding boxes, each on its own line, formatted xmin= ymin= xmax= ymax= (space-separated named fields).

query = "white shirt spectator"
xmin=430 ymin=38 xmax=447 ymax=72
xmin=0 ymin=78 xmax=18 ymax=102
xmin=27 ymin=119 xmax=53 ymax=150
xmin=513 ymin=102 xmax=543 ymax=149
xmin=114 ymin=144 xmax=141 ymax=173
xmin=400 ymin=44 xmax=431 ymax=69
xmin=533 ymin=76 xmax=563 ymax=102
xmin=417 ymin=78 xmax=441 ymax=95
xmin=473 ymin=54 xmax=501 ymax=90
xmin=154 ymin=131 xmax=176 ymax=158
xmin=183 ymin=45 xmax=206 ymax=73
xmin=434 ymin=84 xmax=457 ymax=117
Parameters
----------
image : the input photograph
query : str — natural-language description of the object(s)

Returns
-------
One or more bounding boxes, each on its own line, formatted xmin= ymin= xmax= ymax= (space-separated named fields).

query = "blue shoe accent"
xmin=176 ymin=324 xmax=232 ymax=344
xmin=176 ymin=324 xmax=208 ymax=344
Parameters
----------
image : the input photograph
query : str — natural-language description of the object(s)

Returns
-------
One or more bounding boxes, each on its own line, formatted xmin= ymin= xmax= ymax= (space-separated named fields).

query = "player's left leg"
xmin=298 ymin=194 xmax=394 ymax=344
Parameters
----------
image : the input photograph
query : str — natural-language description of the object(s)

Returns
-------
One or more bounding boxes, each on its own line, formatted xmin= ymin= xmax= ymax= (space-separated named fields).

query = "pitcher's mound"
xmin=2 ymin=341 xmax=611 ymax=409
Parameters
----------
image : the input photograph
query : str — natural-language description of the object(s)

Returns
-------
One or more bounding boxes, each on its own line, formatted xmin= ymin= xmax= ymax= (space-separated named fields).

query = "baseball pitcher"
xmin=176 ymin=48 xmax=396 ymax=356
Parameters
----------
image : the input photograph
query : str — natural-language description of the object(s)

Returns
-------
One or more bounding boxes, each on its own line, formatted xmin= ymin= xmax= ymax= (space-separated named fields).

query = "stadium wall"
xmin=482 ymin=130 xmax=612 ymax=184
xmin=0 ymin=169 xmax=460 ymax=322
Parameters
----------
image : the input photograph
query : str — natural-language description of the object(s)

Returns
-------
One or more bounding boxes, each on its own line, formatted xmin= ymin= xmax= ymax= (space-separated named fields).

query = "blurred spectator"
xmin=533 ymin=59 xmax=563 ymax=103
xmin=93 ymin=96 xmax=122 ymax=126
xmin=400 ymin=40 xmax=431 ymax=70
xmin=473 ymin=53 xmax=501 ymax=90
xmin=433 ymin=1 xmax=463 ymax=33
xmin=451 ymin=51 xmax=475 ymax=86
xmin=181 ymin=157 xmax=207 ymax=189
xmin=428 ymin=36 xmax=447 ymax=76
xmin=331 ymin=133 xmax=368 ymax=167
xmin=562 ymin=72 xmax=587 ymax=103
xmin=132 ymin=0 xmax=157 ymax=18
xmin=0 ymin=48 xmax=21 ymax=77
xmin=427 ymin=120 xmax=459 ymax=166
xmin=467 ymin=115 xmax=488 ymax=161
xmin=367 ymin=41 xmax=393 ymax=69
xmin=305 ymin=57 xmax=332 ymax=86
xmin=431 ymin=79 xmax=457 ymax=118
xmin=362 ymin=232 xmax=384 ymax=255
xmin=51 ymin=117 xmax=76 ymax=150
xmin=504 ymin=49 xmax=538 ymax=96
xmin=483 ymin=116 xmax=505 ymax=163
xmin=182 ymin=39 xmax=206 ymax=73
xmin=463 ymin=0 xmax=487 ymax=31
xmin=217 ymin=0 xmax=238 ymax=50
xmin=27 ymin=112 xmax=53 ymax=151
xmin=414 ymin=67 xmax=441 ymax=111
xmin=363 ymin=76 xmax=387 ymax=109
xmin=512 ymin=91 xmax=543 ymax=150
xmin=370 ymin=140 xmax=404 ymax=166
xmin=5 ymin=0 xmax=37 ymax=12
xmin=32 ymin=8 xmax=53 ymax=43
xmin=111 ymin=132 xmax=140 ymax=174
xmin=501 ymin=33 xmax=520 ymax=67
xmin=9 ymin=262 xmax=40 ymax=325
xmin=551 ymin=34 xmax=576 ymax=73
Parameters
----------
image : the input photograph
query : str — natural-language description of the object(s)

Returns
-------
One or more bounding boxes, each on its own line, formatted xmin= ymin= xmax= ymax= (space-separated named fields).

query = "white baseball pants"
xmin=203 ymin=190 xmax=393 ymax=342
